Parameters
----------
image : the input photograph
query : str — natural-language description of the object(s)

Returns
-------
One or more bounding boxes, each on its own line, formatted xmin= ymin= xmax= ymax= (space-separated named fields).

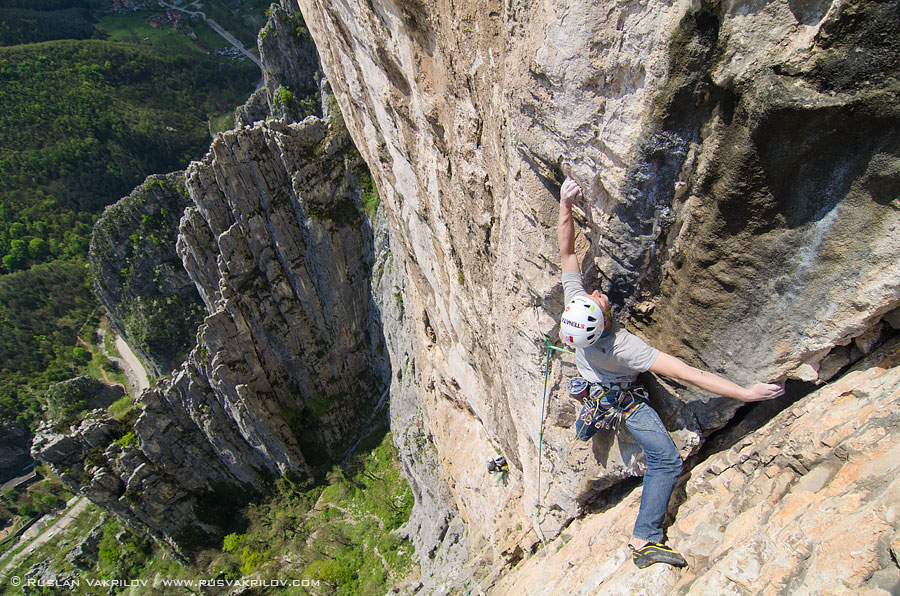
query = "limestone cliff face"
xmin=296 ymin=0 xmax=900 ymax=586
xmin=176 ymin=116 xmax=385 ymax=471
xmin=258 ymin=0 xmax=323 ymax=121
xmin=36 ymin=115 xmax=386 ymax=553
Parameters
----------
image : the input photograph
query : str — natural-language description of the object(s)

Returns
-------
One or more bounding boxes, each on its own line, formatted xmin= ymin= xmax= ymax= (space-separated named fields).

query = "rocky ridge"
xmin=35 ymin=111 xmax=386 ymax=554
xmin=90 ymin=172 xmax=205 ymax=377
xmin=237 ymin=0 xmax=323 ymax=125
xmin=33 ymin=3 xmax=390 ymax=555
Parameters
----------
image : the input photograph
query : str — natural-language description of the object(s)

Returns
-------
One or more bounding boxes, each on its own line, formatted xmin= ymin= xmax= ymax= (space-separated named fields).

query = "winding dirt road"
xmin=114 ymin=336 xmax=150 ymax=395
xmin=0 ymin=497 xmax=88 ymax=576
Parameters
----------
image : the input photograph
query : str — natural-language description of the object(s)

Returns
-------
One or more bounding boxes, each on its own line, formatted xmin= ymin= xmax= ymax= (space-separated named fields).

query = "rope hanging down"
xmin=533 ymin=304 xmax=573 ymax=520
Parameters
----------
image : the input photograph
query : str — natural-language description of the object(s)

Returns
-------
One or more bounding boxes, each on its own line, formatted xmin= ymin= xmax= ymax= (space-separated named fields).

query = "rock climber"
xmin=556 ymin=177 xmax=784 ymax=569
xmin=487 ymin=456 xmax=509 ymax=484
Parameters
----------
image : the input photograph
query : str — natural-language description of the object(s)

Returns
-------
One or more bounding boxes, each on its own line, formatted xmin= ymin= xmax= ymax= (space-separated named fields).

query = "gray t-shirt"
xmin=562 ymin=272 xmax=659 ymax=384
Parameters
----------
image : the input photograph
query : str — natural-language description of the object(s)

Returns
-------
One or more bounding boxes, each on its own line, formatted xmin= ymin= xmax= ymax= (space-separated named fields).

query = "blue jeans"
xmin=624 ymin=402 xmax=682 ymax=542
xmin=575 ymin=395 xmax=682 ymax=542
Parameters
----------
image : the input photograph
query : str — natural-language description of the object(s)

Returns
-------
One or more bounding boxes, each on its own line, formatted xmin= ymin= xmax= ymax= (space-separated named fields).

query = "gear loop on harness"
xmin=573 ymin=381 xmax=646 ymax=441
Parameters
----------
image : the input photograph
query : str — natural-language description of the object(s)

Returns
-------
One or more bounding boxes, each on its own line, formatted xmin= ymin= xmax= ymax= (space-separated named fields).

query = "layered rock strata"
xmin=93 ymin=2 xmax=323 ymax=378
xmin=35 ymin=114 xmax=386 ymax=553
xmin=259 ymin=0 xmax=323 ymax=120
xmin=297 ymin=0 xmax=900 ymax=582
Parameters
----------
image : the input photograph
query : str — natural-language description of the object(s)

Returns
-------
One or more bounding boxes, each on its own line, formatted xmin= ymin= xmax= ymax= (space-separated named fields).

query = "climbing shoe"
xmin=629 ymin=542 xmax=687 ymax=569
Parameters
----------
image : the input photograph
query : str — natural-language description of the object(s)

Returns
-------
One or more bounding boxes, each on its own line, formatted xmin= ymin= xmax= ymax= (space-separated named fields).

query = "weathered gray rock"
xmin=22 ymin=561 xmax=77 ymax=595
xmin=90 ymin=173 xmax=205 ymax=377
xmin=235 ymin=0 xmax=322 ymax=127
xmin=41 ymin=111 xmax=388 ymax=554
xmin=234 ymin=87 xmax=270 ymax=127
xmin=33 ymin=432 xmax=83 ymax=465
xmin=32 ymin=416 xmax=165 ymax=546
xmin=818 ymin=345 xmax=851 ymax=381
xmin=258 ymin=2 xmax=322 ymax=121
xmin=885 ymin=306 xmax=900 ymax=331
xmin=65 ymin=524 xmax=104 ymax=571
xmin=297 ymin=0 xmax=900 ymax=582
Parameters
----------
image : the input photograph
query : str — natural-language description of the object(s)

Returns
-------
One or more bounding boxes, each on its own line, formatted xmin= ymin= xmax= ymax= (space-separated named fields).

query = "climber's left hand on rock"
xmin=560 ymin=178 xmax=582 ymax=208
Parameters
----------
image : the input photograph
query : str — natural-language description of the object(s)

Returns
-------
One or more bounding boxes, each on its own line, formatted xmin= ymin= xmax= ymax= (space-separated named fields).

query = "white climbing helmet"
xmin=560 ymin=295 xmax=605 ymax=347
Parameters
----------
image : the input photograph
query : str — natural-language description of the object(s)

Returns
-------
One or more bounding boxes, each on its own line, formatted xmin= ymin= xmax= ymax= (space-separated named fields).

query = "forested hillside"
xmin=0 ymin=0 xmax=94 ymax=46
xmin=0 ymin=40 xmax=257 ymax=270
xmin=0 ymin=1 xmax=259 ymax=436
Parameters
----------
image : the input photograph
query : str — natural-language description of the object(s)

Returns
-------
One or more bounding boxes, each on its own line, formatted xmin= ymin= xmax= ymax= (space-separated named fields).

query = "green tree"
xmin=71 ymin=346 xmax=90 ymax=365
xmin=28 ymin=237 xmax=49 ymax=259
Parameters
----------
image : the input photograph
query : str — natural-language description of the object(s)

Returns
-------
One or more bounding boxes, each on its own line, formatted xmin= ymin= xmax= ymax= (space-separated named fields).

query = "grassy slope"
xmin=0 ymin=432 xmax=415 ymax=596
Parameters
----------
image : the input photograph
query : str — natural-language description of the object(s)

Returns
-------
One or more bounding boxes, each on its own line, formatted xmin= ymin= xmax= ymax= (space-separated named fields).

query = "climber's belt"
xmin=574 ymin=381 xmax=648 ymax=441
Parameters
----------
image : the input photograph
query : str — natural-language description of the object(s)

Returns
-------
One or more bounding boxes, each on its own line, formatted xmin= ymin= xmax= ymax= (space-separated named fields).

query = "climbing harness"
xmin=573 ymin=379 xmax=646 ymax=439
xmin=532 ymin=302 xmax=647 ymax=515
xmin=569 ymin=377 xmax=647 ymax=430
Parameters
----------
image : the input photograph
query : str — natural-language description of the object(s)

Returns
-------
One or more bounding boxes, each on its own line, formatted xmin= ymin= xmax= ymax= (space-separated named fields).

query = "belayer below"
xmin=487 ymin=456 xmax=509 ymax=485
xmin=557 ymin=177 xmax=785 ymax=569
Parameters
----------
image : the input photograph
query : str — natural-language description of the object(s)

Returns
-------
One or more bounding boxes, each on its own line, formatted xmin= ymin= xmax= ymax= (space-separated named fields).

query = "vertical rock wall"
xmin=296 ymin=0 xmax=900 ymax=583
xmin=39 ymin=5 xmax=392 ymax=555
xmin=257 ymin=0 xmax=323 ymax=122
xmin=491 ymin=338 xmax=900 ymax=595
xmin=37 ymin=115 xmax=387 ymax=554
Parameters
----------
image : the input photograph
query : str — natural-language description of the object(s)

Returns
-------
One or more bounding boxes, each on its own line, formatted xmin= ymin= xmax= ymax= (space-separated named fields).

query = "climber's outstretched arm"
xmin=649 ymin=352 xmax=785 ymax=402
xmin=558 ymin=178 xmax=582 ymax=273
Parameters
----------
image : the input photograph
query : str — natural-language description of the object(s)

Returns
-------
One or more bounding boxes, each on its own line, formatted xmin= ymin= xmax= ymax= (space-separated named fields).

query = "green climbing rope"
xmin=536 ymin=339 xmax=573 ymax=516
